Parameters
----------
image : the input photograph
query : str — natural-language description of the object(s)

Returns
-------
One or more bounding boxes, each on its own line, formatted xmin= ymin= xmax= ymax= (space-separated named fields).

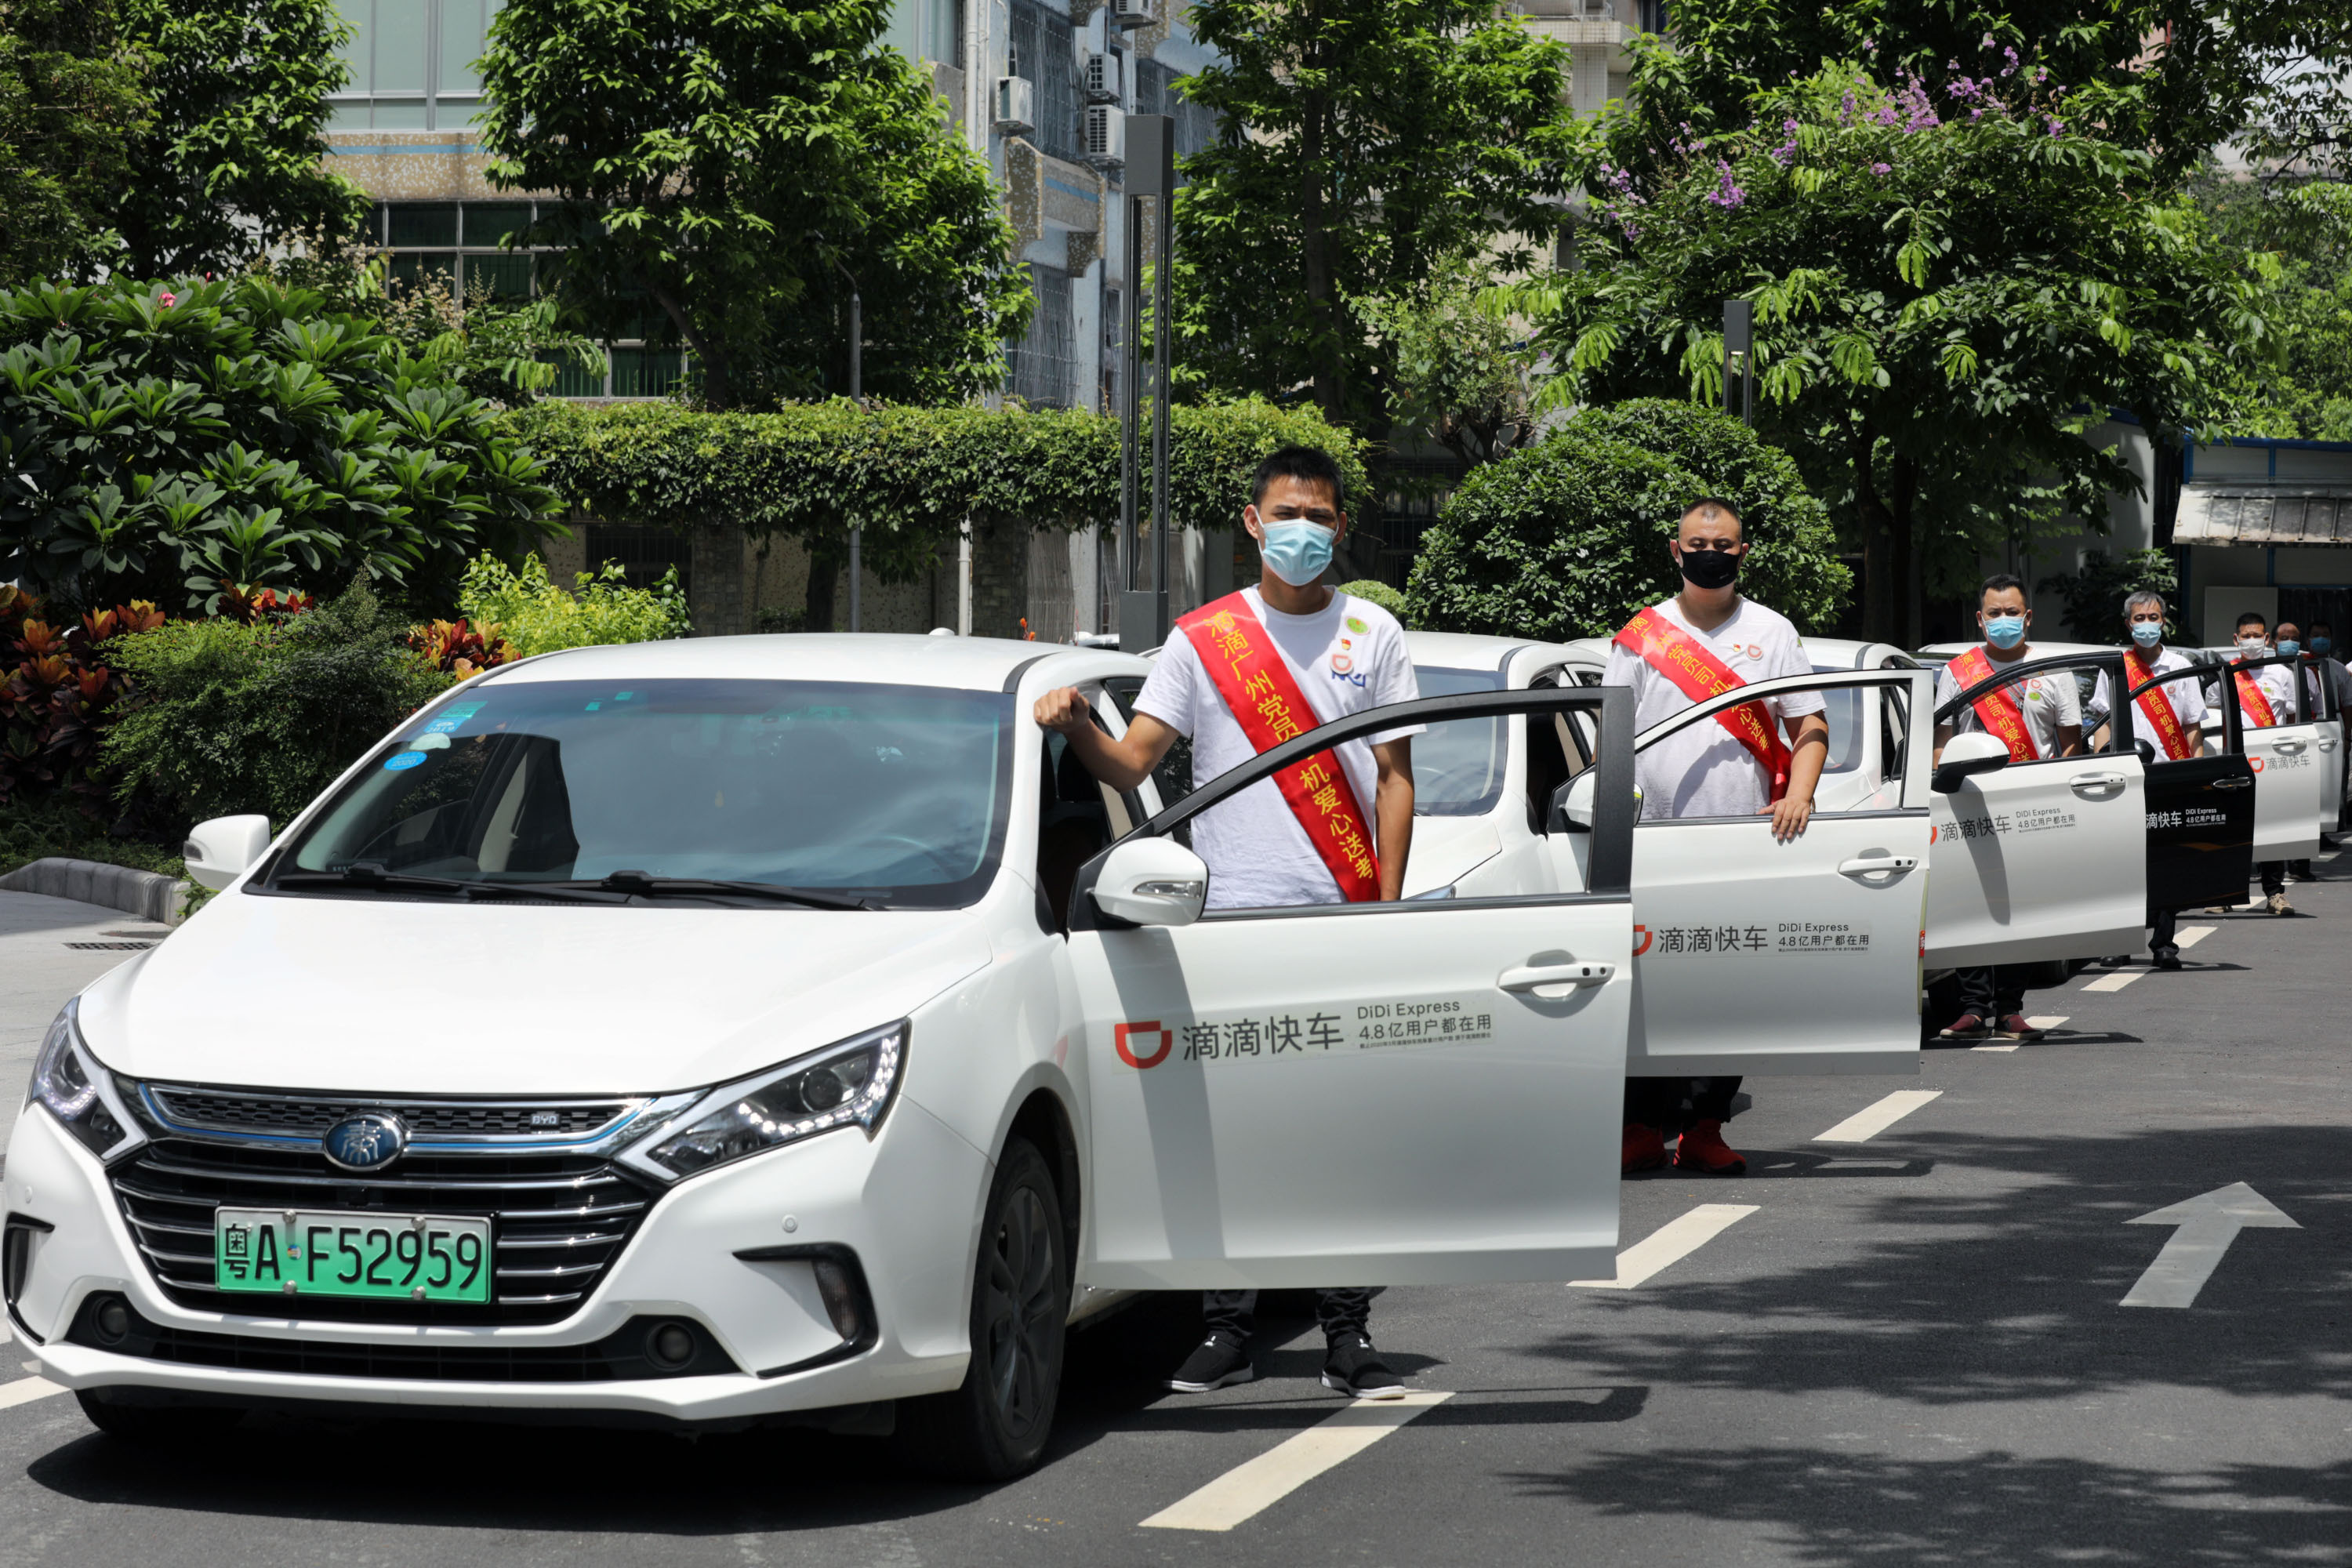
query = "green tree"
xmin=1172 ymin=0 xmax=1577 ymax=441
xmin=1353 ymin=251 xmax=1536 ymax=470
xmin=1406 ymin=398 xmax=1847 ymax=641
xmin=1529 ymin=62 xmax=2267 ymax=644
xmin=0 ymin=0 xmax=147 ymax=285
xmin=2201 ymin=177 xmax=2352 ymax=440
xmin=477 ymin=0 xmax=1028 ymax=410
xmin=109 ymin=0 xmax=370 ymax=277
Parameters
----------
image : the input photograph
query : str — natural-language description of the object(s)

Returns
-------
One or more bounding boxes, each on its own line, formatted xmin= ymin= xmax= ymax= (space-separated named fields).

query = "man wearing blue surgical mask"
xmin=2089 ymin=590 xmax=2205 ymax=966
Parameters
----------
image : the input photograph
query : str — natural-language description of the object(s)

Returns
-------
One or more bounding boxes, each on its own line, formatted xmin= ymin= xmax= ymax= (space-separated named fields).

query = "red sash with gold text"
xmin=2232 ymin=664 xmax=2278 ymax=730
xmin=1947 ymin=646 xmax=2041 ymax=762
xmin=1612 ymin=606 xmax=1791 ymax=803
xmin=1177 ymin=593 xmax=1381 ymax=902
xmin=2125 ymin=650 xmax=2195 ymax=760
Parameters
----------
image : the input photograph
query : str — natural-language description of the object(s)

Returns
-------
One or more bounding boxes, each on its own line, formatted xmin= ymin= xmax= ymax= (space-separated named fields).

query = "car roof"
xmin=1914 ymin=640 xmax=2118 ymax=661
xmin=1404 ymin=630 xmax=1548 ymax=671
xmin=479 ymin=633 xmax=1149 ymax=693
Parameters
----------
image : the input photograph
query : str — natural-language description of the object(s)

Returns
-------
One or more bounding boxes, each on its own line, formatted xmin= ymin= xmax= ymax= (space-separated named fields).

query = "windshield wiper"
xmin=580 ymin=871 xmax=872 ymax=909
xmin=272 ymin=866 xmax=626 ymax=903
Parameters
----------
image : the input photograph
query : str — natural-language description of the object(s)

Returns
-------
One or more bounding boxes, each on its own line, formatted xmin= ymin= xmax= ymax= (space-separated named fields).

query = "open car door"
xmin=2129 ymin=662 xmax=2256 ymax=913
xmin=1543 ymin=669 xmax=1933 ymax=1077
xmin=1065 ymin=686 xmax=1639 ymax=1288
xmin=2230 ymin=652 xmax=2331 ymax=865
xmin=1926 ymin=652 xmax=2147 ymax=966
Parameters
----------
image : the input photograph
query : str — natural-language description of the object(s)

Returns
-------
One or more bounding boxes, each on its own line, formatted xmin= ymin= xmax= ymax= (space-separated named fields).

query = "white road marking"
xmin=1979 ymin=1013 xmax=2070 ymax=1051
xmin=2082 ymin=970 xmax=2143 ymax=992
xmin=1971 ymin=1044 xmax=2020 ymax=1053
xmin=2121 ymin=1182 xmax=2298 ymax=1308
xmin=1814 ymin=1090 xmax=1944 ymax=1144
xmin=1570 ymin=1203 xmax=1757 ymax=1290
xmin=1138 ymin=1392 xmax=1453 ymax=1531
xmin=0 ymin=1376 xmax=66 ymax=1410
xmin=2173 ymin=924 xmax=2216 ymax=949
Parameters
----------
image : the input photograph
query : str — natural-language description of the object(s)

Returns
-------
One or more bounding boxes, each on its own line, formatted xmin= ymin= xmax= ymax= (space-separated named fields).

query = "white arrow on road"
xmin=2119 ymin=1182 xmax=2299 ymax=1308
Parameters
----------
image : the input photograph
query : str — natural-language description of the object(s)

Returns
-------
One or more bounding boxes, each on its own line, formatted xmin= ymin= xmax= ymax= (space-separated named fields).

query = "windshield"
xmin=1414 ymin=666 xmax=1508 ymax=816
xmin=264 ymin=679 xmax=1014 ymax=907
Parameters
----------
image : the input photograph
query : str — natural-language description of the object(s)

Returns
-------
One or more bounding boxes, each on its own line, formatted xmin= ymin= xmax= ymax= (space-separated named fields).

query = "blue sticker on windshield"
xmin=383 ymin=751 xmax=428 ymax=771
xmin=422 ymin=701 xmax=485 ymax=736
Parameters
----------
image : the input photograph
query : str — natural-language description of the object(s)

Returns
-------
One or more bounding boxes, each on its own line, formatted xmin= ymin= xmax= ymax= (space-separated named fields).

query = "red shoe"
xmin=1936 ymin=1013 xmax=1989 ymax=1041
xmin=1675 ymin=1119 xmax=1746 ymax=1176
xmin=1994 ymin=1013 xmax=2045 ymax=1043
xmin=1621 ymin=1123 xmax=1667 ymax=1174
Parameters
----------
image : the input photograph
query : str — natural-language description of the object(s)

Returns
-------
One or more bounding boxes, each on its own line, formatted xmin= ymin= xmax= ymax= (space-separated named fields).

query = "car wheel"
xmin=893 ymin=1135 xmax=1068 ymax=1481
xmin=75 ymin=1390 xmax=246 ymax=1445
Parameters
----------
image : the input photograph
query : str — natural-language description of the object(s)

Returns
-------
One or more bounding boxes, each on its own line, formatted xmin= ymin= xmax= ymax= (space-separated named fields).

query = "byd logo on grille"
xmin=1115 ymin=1021 xmax=1174 ymax=1069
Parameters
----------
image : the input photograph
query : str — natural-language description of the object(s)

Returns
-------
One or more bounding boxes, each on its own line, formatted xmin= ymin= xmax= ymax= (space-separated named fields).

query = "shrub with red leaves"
xmin=0 ymin=586 xmax=167 ymax=809
xmin=214 ymin=587 xmax=315 ymax=626
xmin=408 ymin=618 xmax=515 ymax=681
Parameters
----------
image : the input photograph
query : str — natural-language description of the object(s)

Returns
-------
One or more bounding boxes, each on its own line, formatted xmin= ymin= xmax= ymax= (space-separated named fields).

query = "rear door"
xmin=2236 ymin=654 xmax=2328 ymax=862
xmin=1548 ymin=669 xmax=1933 ymax=1077
xmin=1926 ymin=653 xmax=2147 ymax=966
xmin=1067 ymin=686 xmax=1639 ymax=1288
xmin=2134 ymin=662 xmax=2256 ymax=913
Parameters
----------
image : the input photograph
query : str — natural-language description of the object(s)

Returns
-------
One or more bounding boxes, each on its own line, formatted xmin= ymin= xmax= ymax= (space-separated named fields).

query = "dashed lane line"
xmin=2083 ymin=970 xmax=2143 ymax=993
xmin=1814 ymin=1089 xmax=1944 ymax=1143
xmin=2174 ymin=924 xmax=2217 ymax=949
xmin=0 ymin=1376 xmax=66 ymax=1411
xmin=1570 ymin=1203 xmax=1758 ymax=1290
xmin=1138 ymin=1392 xmax=1454 ymax=1531
xmin=1977 ymin=1013 xmax=2070 ymax=1051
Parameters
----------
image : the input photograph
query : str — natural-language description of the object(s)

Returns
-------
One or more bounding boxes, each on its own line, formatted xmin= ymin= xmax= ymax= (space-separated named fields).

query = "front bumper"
xmin=4 ymin=1092 xmax=992 ymax=1421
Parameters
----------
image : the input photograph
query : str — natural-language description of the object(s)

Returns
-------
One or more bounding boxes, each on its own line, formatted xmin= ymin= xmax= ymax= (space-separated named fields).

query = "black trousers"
xmin=2259 ymin=862 xmax=2286 ymax=896
xmin=1956 ymin=965 xmax=2027 ymax=1019
xmin=1203 ymin=1287 xmax=1377 ymax=1345
xmin=2151 ymin=908 xmax=2177 ymax=959
xmin=1624 ymin=1076 xmax=1742 ymax=1129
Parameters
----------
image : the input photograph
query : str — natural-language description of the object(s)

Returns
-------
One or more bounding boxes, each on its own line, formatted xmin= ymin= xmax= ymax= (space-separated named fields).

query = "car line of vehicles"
xmin=2 ymin=625 xmax=2339 ymax=1478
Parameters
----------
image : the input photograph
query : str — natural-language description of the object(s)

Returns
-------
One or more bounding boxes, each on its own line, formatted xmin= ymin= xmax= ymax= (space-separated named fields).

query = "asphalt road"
xmin=1 ymin=861 xmax=2347 ymax=1566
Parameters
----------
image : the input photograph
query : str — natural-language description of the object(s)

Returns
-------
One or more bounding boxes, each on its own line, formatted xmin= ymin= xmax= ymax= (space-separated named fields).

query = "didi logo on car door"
xmin=1115 ymin=1021 xmax=1174 ymax=1069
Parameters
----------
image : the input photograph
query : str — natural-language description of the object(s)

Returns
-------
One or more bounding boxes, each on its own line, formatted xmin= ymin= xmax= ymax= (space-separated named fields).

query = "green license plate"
xmin=214 ymin=1208 xmax=492 ymax=1302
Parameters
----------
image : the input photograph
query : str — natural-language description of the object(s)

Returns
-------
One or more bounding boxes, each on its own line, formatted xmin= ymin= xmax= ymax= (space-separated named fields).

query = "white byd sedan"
xmin=7 ymin=633 xmax=1690 ymax=1479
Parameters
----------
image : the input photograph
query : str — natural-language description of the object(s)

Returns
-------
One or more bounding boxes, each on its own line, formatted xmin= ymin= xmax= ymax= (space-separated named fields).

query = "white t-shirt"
xmin=2248 ymin=661 xmax=2299 ymax=725
xmin=2088 ymin=648 xmax=2206 ymax=751
xmin=1600 ymin=597 xmax=1825 ymax=820
xmin=1134 ymin=589 xmax=1421 ymax=909
xmin=1935 ymin=649 xmax=2084 ymax=759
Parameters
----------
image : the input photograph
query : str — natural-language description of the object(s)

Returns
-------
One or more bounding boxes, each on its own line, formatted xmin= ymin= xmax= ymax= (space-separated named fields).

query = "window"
xmin=1412 ymin=667 xmax=1509 ymax=818
xmin=1007 ymin=263 xmax=1076 ymax=408
xmin=330 ymin=0 xmax=502 ymax=132
xmin=1132 ymin=58 xmax=1217 ymax=176
xmin=1007 ymin=0 xmax=1083 ymax=163
xmin=886 ymin=0 xmax=964 ymax=67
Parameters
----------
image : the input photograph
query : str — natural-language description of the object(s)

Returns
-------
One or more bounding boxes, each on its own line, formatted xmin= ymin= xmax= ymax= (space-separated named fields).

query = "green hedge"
xmin=1407 ymin=400 xmax=1849 ymax=640
xmin=500 ymin=396 xmax=1371 ymax=583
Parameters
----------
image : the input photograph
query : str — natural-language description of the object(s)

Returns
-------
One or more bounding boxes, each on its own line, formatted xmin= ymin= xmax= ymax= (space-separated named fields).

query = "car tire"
xmin=892 ymin=1135 xmax=1068 ymax=1482
xmin=74 ymin=1390 xmax=245 ymax=1444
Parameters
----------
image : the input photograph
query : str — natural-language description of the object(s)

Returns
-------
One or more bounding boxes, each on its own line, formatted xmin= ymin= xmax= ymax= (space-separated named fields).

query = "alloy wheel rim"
xmin=983 ymin=1185 xmax=1058 ymax=1438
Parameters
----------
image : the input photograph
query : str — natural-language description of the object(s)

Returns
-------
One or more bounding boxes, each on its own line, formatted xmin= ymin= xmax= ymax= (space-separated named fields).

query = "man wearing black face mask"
xmin=1603 ymin=498 xmax=1831 ymax=1176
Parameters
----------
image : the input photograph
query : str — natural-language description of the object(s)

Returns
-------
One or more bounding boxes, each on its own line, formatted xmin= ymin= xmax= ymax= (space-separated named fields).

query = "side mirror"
xmin=1090 ymin=837 xmax=1209 ymax=927
xmin=1548 ymin=772 xmax=1597 ymax=833
xmin=1931 ymin=731 xmax=2011 ymax=794
xmin=2134 ymin=738 xmax=2155 ymax=766
xmin=183 ymin=815 xmax=271 ymax=891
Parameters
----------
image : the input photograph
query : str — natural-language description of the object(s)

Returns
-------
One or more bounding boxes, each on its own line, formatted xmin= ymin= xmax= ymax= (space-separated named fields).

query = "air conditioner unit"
xmin=1086 ymin=104 xmax=1126 ymax=167
xmin=993 ymin=76 xmax=1036 ymax=134
xmin=1110 ymin=0 xmax=1157 ymax=31
xmin=1084 ymin=50 xmax=1122 ymax=104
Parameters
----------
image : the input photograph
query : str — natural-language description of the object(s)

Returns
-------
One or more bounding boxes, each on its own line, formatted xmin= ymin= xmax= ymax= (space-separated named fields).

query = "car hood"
xmin=1400 ymin=816 xmax=1503 ymax=896
xmin=74 ymin=890 xmax=996 ymax=1096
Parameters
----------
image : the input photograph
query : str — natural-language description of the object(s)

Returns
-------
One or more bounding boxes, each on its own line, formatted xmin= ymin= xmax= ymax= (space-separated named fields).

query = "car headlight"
xmin=27 ymin=1000 xmax=143 ymax=1162
xmin=619 ymin=1021 xmax=906 ymax=1182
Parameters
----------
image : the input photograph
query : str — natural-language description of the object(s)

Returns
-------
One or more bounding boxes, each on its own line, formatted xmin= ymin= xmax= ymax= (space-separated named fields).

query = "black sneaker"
xmin=1321 ymin=1334 xmax=1405 ymax=1399
xmin=1166 ymin=1336 xmax=1254 ymax=1393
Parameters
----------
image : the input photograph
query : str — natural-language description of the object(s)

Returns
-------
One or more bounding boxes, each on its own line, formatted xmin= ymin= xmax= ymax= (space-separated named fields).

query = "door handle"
xmin=2068 ymin=771 xmax=2129 ymax=792
xmin=1837 ymin=855 xmax=1918 ymax=877
xmin=1498 ymin=960 xmax=1614 ymax=992
xmin=2212 ymin=776 xmax=2253 ymax=789
xmin=2274 ymin=740 xmax=2307 ymax=753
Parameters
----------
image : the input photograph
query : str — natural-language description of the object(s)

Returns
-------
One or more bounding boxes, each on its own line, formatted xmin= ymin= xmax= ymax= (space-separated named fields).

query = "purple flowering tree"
xmin=1522 ymin=60 xmax=2269 ymax=645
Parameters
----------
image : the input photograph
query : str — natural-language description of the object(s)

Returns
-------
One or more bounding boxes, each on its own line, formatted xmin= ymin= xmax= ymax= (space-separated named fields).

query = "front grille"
xmin=147 ymin=1087 xmax=635 ymax=1141
xmin=110 ymin=1138 xmax=656 ymax=1326
xmin=67 ymin=1295 xmax=739 ymax=1383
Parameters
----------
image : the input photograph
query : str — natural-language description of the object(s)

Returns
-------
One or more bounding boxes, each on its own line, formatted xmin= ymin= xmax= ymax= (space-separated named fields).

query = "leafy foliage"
xmin=2043 ymin=548 xmax=2180 ymax=644
xmin=1173 ymin=0 xmax=1577 ymax=437
xmin=477 ymin=0 xmax=1029 ymax=408
xmin=1335 ymin=579 xmax=1408 ymax=622
xmin=2201 ymin=178 xmax=2352 ymax=441
xmin=0 ymin=0 xmax=148 ymax=285
xmin=0 ymin=583 xmax=165 ymax=811
xmin=111 ymin=0 xmax=371 ymax=276
xmin=1406 ymin=399 xmax=1847 ymax=641
xmin=100 ymin=585 xmax=452 ymax=827
xmin=0 ymin=791 xmax=186 ymax=879
xmin=1529 ymin=60 xmax=2267 ymax=642
xmin=0 ymin=274 xmax=560 ymax=617
xmin=456 ymin=554 xmax=691 ymax=656
xmin=504 ymin=396 xmax=1370 ymax=609
xmin=408 ymin=615 xmax=517 ymax=680
xmin=1353 ymin=252 xmax=1535 ymax=468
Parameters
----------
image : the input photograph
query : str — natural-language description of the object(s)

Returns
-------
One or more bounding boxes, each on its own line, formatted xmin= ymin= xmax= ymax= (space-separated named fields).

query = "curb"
xmin=0 ymin=857 xmax=191 ymax=926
